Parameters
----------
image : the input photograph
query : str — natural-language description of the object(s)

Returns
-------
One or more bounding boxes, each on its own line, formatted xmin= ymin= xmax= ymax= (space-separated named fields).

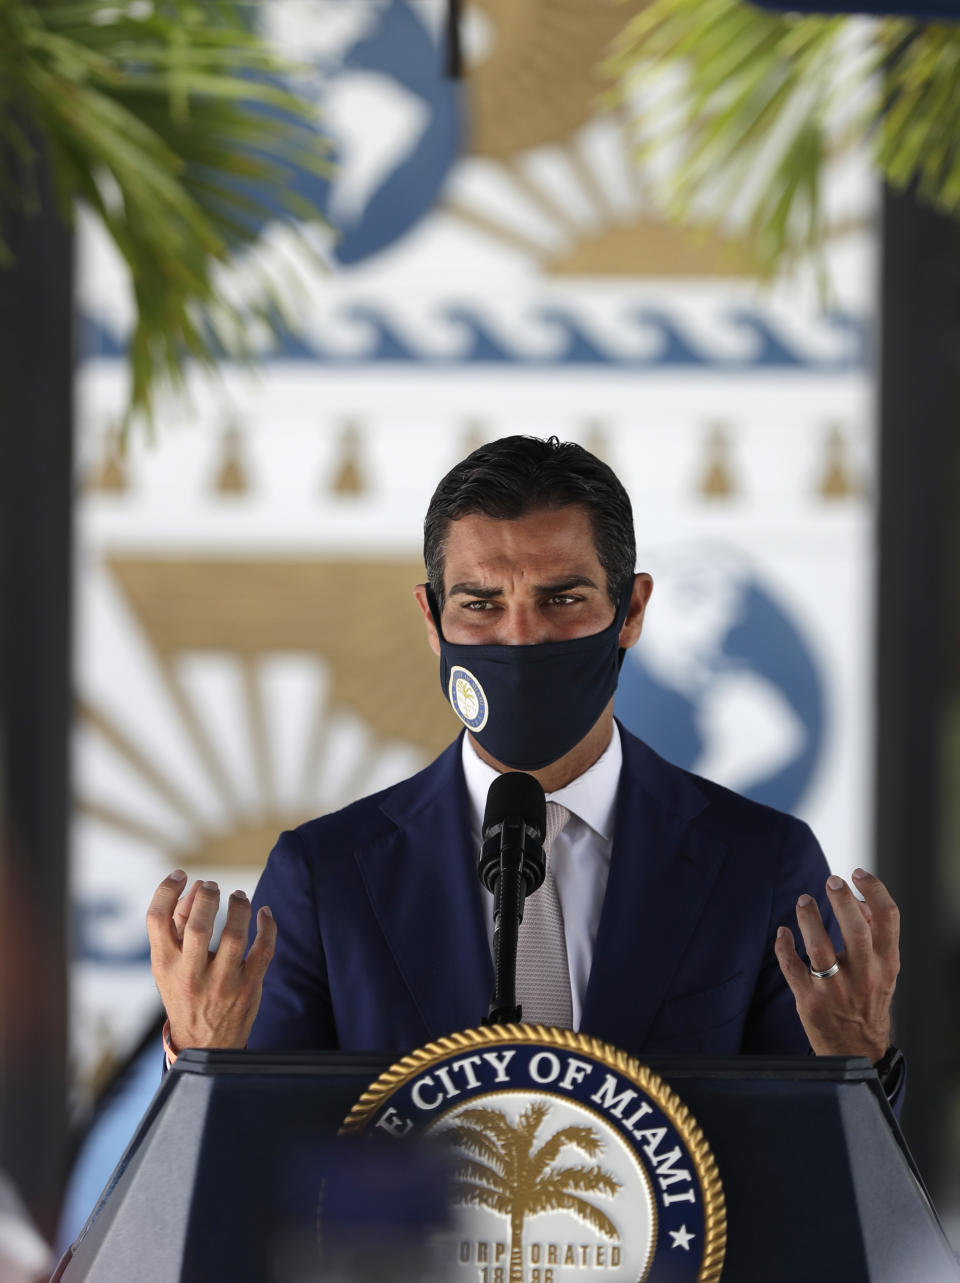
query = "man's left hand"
xmin=774 ymin=868 xmax=900 ymax=1064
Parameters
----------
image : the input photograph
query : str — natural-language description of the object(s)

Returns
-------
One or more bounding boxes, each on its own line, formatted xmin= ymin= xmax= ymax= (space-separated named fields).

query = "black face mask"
xmin=425 ymin=581 xmax=633 ymax=771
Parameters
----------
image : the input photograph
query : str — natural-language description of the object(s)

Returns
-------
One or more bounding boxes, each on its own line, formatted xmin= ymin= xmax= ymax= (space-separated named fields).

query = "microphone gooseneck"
xmin=478 ymin=772 xmax=546 ymax=1026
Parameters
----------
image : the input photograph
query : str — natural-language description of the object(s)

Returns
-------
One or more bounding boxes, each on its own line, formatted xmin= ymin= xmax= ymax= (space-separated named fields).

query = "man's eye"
xmin=463 ymin=599 xmax=493 ymax=611
xmin=548 ymin=595 xmax=579 ymax=606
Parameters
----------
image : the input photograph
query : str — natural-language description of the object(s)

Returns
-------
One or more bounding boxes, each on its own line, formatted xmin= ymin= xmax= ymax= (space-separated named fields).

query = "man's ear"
xmin=413 ymin=583 xmax=442 ymax=658
xmin=618 ymin=573 xmax=653 ymax=650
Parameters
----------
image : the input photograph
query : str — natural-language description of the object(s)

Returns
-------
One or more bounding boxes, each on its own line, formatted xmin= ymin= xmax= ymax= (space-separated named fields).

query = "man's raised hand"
xmin=146 ymin=870 xmax=276 ymax=1055
xmin=774 ymin=868 xmax=900 ymax=1064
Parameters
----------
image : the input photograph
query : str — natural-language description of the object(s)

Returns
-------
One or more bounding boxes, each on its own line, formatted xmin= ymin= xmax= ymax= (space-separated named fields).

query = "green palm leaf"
xmin=605 ymin=0 xmax=960 ymax=282
xmin=0 ymin=0 xmax=332 ymax=426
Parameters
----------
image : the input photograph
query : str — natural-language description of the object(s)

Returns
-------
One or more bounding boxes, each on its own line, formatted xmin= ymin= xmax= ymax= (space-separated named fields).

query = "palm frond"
xmin=517 ymin=1102 xmax=549 ymax=1139
xmin=450 ymin=1108 xmax=518 ymax=1147
xmin=531 ymin=1125 xmax=603 ymax=1168
xmin=532 ymin=1166 xmax=621 ymax=1202
xmin=450 ymin=1182 xmax=513 ymax=1216
xmin=605 ymin=0 xmax=960 ymax=283
xmin=546 ymin=1192 xmax=620 ymax=1241
xmin=448 ymin=1157 xmax=512 ymax=1195
xmin=439 ymin=1123 xmax=508 ymax=1171
xmin=0 ymin=0 xmax=333 ymax=426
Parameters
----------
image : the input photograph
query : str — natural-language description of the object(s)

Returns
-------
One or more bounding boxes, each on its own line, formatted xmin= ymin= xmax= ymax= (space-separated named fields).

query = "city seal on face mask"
xmin=449 ymin=665 xmax=489 ymax=732
xmin=341 ymin=1026 xmax=725 ymax=1283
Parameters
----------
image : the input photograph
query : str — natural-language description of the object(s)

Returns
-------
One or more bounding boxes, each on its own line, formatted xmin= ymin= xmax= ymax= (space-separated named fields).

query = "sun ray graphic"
xmin=75 ymin=558 xmax=457 ymax=869
xmin=442 ymin=0 xmax=865 ymax=278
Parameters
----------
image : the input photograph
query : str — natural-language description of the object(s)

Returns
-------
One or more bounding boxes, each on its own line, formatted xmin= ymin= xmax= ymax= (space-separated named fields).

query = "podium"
xmin=54 ymin=1051 xmax=960 ymax=1282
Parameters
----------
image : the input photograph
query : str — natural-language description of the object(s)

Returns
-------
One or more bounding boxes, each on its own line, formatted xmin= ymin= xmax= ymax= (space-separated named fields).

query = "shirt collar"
xmin=461 ymin=723 xmax=622 ymax=846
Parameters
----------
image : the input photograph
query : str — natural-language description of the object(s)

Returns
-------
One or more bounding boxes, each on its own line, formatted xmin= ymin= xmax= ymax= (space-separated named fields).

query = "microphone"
xmin=478 ymin=772 xmax=546 ymax=1025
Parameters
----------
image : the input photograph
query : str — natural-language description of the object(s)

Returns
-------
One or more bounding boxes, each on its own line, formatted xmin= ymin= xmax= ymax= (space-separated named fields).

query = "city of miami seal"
xmin=342 ymin=1025 xmax=725 ymax=1283
xmin=449 ymin=666 xmax=489 ymax=732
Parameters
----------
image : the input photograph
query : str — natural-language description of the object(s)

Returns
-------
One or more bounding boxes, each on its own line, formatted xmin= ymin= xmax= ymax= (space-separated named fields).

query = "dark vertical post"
xmin=876 ymin=183 xmax=960 ymax=1195
xmin=0 ymin=137 xmax=73 ymax=1235
xmin=445 ymin=0 xmax=463 ymax=77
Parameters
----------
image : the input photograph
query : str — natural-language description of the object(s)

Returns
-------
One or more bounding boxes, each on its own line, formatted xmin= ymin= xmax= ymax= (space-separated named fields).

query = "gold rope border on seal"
xmin=341 ymin=1023 xmax=726 ymax=1283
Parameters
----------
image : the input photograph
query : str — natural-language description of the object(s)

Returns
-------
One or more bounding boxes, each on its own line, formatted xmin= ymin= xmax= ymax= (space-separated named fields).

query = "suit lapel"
xmin=582 ymin=730 xmax=729 ymax=1053
xmin=354 ymin=738 xmax=494 ymax=1040
xmin=351 ymin=728 xmax=731 ymax=1052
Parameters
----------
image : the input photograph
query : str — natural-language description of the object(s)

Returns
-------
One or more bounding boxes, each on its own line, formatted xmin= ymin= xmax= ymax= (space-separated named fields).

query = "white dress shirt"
xmin=461 ymin=724 xmax=622 ymax=1030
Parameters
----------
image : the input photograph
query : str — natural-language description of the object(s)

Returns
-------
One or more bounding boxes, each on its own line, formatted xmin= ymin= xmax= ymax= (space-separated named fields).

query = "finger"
xmin=173 ymin=879 xmax=202 ymax=942
xmin=774 ymin=925 xmax=813 ymax=1002
xmin=213 ymin=890 xmax=252 ymax=968
xmin=146 ymin=870 xmax=189 ymax=960
xmin=825 ymin=875 xmax=873 ymax=965
xmin=181 ymin=881 xmax=221 ymax=973
xmin=242 ymin=906 xmax=277 ymax=987
xmin=794 ymin=893 xmax=839 ymax=973
xmin=851 ymin=868 xmax=900 ymax=963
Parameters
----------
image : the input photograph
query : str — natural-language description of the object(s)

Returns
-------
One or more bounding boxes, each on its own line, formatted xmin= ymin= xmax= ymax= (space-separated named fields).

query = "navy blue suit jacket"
xmin=248 ymin=725 xmax=841 ymax=1059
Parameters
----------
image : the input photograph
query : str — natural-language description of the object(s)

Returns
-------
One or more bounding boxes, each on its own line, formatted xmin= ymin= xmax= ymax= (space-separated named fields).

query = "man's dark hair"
xmin=424 ymin=435 xmax=636 ymax=606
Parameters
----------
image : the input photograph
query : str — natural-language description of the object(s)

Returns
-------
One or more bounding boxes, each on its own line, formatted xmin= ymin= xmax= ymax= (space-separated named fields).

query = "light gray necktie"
xmin=516 ymin=801 xmax=573 ymax=1027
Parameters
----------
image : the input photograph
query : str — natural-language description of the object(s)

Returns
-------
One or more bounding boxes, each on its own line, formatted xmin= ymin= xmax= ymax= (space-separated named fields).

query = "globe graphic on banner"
xmin=614 ymin=551 xmax=826 ymax=813
xmin=264 ymin=0 xmax=462 ymax=265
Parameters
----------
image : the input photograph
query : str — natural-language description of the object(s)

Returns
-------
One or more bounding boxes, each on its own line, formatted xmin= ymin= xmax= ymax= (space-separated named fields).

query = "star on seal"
xmin=670 ymin=1225 xmax=696 ymax=1251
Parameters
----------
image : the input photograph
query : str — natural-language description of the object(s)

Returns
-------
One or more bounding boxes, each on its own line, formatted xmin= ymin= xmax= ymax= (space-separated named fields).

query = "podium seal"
xmin=343 ymin=1025 xmax=725 ymax=1283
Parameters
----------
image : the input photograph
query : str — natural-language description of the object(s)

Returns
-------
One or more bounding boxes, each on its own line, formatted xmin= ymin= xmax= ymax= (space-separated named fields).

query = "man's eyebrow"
xmin=447 ymin=582 xmax=502 ymax=599
xmin=532 ymin=576 xmax=600 ymax=594
xmin=446 ymin=575 xmax=600 ymax=599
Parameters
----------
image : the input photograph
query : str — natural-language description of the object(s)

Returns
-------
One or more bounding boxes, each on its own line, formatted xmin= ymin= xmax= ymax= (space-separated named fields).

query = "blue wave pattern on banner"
xmin=79 ymin=306 xmax=867 ymax=370
xmin=76 ymin=0 xmax=869 ymax=374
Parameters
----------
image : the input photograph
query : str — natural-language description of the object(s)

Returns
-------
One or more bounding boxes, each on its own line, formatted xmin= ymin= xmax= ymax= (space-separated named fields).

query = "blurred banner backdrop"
xmin=71 ymin=0 xmax=878 ymax=1102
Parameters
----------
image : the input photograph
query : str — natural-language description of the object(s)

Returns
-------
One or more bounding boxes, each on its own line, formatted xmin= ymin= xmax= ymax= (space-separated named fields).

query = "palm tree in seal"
xmin=440 ymin=1101 xmax=621 ymax=1283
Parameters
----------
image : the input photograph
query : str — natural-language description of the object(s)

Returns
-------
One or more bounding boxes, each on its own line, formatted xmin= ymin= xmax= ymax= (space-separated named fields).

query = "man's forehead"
xmin=441 ymin=506 xmax=603 ymax=585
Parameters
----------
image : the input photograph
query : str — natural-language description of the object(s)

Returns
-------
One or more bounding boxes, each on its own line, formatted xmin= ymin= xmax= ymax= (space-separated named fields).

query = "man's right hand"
xmin=146 ymin=870 xmax=277 ymax=1054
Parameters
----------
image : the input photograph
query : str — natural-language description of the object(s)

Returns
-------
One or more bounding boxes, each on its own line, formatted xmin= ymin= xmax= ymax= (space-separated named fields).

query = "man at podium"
xmin=146 ymin=435 xmax=903 ymax=1100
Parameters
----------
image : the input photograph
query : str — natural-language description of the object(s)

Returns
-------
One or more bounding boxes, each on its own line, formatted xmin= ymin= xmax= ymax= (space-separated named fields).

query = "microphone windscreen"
xmin=482 ymin=772 xmax=546 ymax=842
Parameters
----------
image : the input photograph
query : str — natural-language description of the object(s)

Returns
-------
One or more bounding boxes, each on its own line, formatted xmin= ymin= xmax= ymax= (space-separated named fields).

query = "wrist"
xmin=873 ymin=1044 xmax=904 ymax=1096
xmin=162 ymin=1018 xmax=180 ymax=1064
xmin=866 ymin=1031 xmax=892 ymax=1065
